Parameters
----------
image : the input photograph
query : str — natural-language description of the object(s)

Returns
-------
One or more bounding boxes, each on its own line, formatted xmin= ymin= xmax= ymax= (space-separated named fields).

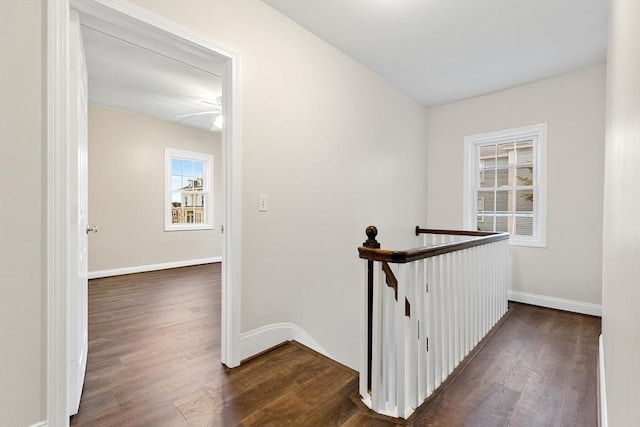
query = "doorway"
xmin=47 ymin=1 xmax=241 ymax=425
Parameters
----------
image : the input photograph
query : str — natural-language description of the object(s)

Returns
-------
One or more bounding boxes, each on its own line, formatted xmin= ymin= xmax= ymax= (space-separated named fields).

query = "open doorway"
xmin=47 ymin=1 xmax=241 ymax=424
xmin=78 ymin=14 xmax=225 ymax=279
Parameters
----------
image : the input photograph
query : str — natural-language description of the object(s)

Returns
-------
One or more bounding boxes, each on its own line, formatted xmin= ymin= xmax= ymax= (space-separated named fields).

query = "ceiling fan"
xmin=176 ymin=96 xmax=223 ymax=131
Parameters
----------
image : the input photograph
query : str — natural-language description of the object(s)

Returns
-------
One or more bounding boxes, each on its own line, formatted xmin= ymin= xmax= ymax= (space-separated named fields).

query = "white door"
xmin=68 ymin=10 xmax=89 ymax=416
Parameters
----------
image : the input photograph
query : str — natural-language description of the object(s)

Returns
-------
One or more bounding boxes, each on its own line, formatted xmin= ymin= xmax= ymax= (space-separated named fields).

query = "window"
xmin=165 ymin=148 xmax=214 ymax=231
xmin=463 ymin=123 xmax=547 ymax=247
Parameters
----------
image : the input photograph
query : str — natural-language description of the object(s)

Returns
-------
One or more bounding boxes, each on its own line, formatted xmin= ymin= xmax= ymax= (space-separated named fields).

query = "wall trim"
xmin=599 ymin=334 xmax=608 ymax=427
xmin=508 ymin=290 xmax=601 ymax=316
xmin=240 ymin=323 xmax=332 ymax=362
xmin=88 ymin=257 xmax=221 ymax=279
xmin=47 ymin=1 xmax=71 ymax=425
xmin=29 ymin=422 xmax=47 ymax=427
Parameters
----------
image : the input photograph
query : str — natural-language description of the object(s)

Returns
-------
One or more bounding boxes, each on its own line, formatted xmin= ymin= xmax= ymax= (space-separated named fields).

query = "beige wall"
xmin=0 ymin=0 xmax=45 ymax=425
xmin=129 ymin=0 xmax=430 ymax=369
xmin=88 ymin=105 xmax=222 ymax=272
xmin=602 ymin=1 xmax=640 ymax=425
xmin=427 ymin=65 xmax=606 ymax=306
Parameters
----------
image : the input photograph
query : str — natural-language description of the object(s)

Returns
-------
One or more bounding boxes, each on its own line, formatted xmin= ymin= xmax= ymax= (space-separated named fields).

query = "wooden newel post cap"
xmin=363 ymin=225 xmax=380 ymax=248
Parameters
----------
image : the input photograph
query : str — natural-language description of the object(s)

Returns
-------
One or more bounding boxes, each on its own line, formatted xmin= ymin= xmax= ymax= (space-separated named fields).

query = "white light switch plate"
xmin=259 ymin=194 xmax=268 ymax=212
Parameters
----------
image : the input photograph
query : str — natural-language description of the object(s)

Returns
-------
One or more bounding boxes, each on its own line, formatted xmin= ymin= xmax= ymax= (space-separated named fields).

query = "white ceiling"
xmin=80 ymin=16 xmax=224 ymax=132
xmin=80 ymin=1 xmax=608 ymax=126
xmin=264 ymin=0 xmax=609 ymax=107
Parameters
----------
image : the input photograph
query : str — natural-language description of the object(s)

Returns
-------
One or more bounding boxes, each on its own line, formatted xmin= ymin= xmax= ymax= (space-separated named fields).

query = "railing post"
xmin=363 ymin=226 xmax=380 ymax=392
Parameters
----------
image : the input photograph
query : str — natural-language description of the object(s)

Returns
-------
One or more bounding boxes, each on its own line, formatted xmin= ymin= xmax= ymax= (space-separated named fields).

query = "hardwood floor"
xmin=71 ymin=264 xmax=601 ymax=426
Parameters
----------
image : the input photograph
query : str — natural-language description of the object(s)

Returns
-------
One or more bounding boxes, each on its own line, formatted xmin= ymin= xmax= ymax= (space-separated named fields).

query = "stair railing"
xmin=358 ymin=225 xmax=509 ymax=420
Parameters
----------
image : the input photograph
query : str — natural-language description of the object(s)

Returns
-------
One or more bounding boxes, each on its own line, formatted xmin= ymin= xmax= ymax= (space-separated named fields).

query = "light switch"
xmin=259 ymin=194 xmax=268 ymax=212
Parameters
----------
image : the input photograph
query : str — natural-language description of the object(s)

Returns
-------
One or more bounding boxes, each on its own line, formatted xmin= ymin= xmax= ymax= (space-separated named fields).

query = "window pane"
xmin=171 ymin=175 xmax=182 ymax=191
xmin=171 ymin=192 xmax=181 ymax=205
xmin=516 ymin=190 xmax=534 ymax=212
xmin=496 ymin=168 xmax=509 ymax=187
xmin=182 ymin=177 xmax=192 ymax=190
xmin=478 ymin=215 xmax=494 ymax=232
xmin=479 ymin=145 xmax=496 ymax=168
xmin=496 ymin=190 xmax=509 ymax=212
xmin=498 ymin=142 xmax=514 ymax=166
xmin=515 ymin=217 xmax=533 ymax=236
xmin=182 ymin=160 xmax=194 ymax=177
xmin=495 ymin=216 xmax=508 ymax=232
xmin=185 ymin=209 xmax=195 ymax=223
xmin=171 ymin=158 xmax=182 ymax=175
xmin=516 ymin=140 xmax=534 ymax=164
xmin=480 ymin=169 xmax=495 ymax=188
xmin=195 ymin=193 xmax=205 ymax=208
xmin=478 ymin=191 xmax=494 ymax=213
xmin=194 ymin=161 xmax=204 ymax=177
xmin=184 ymin=192 xmax=195 ymax=207
xmin=516 ymin=166 xmax=534 ymax=186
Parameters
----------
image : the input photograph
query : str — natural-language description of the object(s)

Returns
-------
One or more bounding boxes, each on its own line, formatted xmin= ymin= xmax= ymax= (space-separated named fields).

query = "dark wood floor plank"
xmin=71 ymin=265 xmax=600 ymax=426
xmin=173 ymin=388 xmax=216 ymax=422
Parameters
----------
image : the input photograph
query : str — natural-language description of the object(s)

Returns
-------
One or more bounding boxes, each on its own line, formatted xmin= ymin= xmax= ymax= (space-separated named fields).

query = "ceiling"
xmin=80 ymin=18 xmax=224 ymax=132
xmin=264 ymin=0 xmax=609 ymax=107
xmin=80 ymin=1 xmax=609 ymax=126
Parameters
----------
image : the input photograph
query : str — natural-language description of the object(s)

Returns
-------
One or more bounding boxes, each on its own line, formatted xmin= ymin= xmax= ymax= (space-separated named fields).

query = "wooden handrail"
xmin=358 ymin=226 xmax=509 ymax=264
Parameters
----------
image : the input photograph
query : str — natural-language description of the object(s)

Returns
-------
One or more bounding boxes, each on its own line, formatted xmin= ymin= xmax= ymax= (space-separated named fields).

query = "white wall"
xmin=88 ymin=105 xmax=222 ymax=273
xmin=427 ymin=65 xmax=606 ymax=308
xmin=602 ymin=1 xmax=640 ymax=425
xmin=127 ymin=1 xmax=429 ymax=369
xmin=0 ymin=1 xmax=45 ymax=425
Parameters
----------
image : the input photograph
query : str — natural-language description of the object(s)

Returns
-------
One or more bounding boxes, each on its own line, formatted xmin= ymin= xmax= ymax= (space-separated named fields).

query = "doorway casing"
xmin=46 ymin=1 xmax=242 ymax=425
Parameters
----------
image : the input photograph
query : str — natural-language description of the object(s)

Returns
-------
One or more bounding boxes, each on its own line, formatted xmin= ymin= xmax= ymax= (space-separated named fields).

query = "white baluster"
xmin=453 ymin=250 xmax=460 ymax=366
xmin=385 ymin=282 xmax=396 ymax=413
xmin=461 ymin=249 xmax=468 ymax=359
xmin=473 ymin=246 xmax=480 ymax=346
xmin=360 ymin=260 xmax=370 ymax=400
xmin=371 ymin=261 xmax=384 ymax=412
xmin=417 ymin=258 xmax=428 ymax=401
xmin=446 ymin=252 xmax=454 ymax=375
xmin=426 ymin=257 xmax=435 ymax=394
xmin=405 ymin=261 xmax=421 ymax=409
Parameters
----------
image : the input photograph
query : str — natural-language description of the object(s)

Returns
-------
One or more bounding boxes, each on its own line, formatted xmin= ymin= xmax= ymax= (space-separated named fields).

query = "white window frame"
xmin=463 ymin=123 xmax=547 ymax=247
xmin=165 ymin=148 xmax=214 ymax=231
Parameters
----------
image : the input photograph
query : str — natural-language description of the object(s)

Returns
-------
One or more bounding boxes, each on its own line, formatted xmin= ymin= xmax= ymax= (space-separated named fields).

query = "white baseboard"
xmin=29 ymin=422 xmax=47 ymax=427
xmin=240 ymin=322 xmax=332 ymax=362
xmin=88 ymin=257 xmax=221 ymax=279
xmin=508 ymin=290 xmax=601 ymax=317
xmin=599 ymin=334 xmax=608 ymax=427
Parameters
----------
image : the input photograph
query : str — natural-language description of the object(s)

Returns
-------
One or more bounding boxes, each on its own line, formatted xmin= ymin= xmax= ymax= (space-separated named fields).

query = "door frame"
xmin=46 ymin=1 xmax=242 ymax=425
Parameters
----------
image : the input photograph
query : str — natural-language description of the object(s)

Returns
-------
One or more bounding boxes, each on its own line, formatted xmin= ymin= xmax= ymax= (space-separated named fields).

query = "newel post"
xmin=363 ymin=226 xmax=380 ymax=392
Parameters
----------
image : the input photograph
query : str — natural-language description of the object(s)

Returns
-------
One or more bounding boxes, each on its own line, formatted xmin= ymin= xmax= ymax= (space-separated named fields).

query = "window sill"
xmin=165 ymin=224 xmax=214 ymax=232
